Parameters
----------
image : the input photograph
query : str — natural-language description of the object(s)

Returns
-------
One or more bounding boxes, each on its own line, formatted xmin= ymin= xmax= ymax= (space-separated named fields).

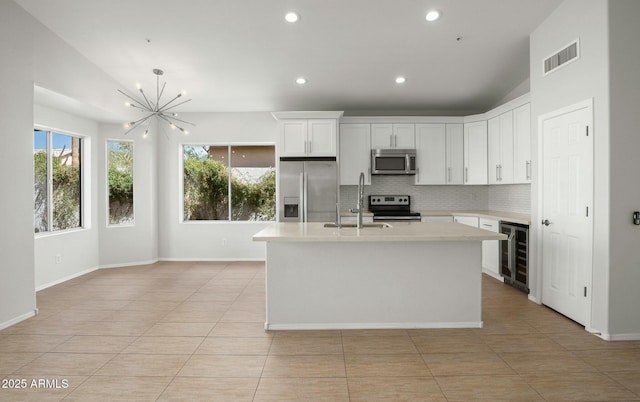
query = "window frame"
xmin=105 ymin=139 xmax=135 ymax=228
xmin=179 ymin=142 xmax=276 ymax=224
xmin=34 ymin=125 xmax=90 ymax=237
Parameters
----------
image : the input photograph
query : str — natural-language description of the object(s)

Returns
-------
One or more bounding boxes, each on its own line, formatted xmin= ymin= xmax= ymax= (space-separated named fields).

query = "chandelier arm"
xmin=158 ymin=81 xmax=166 ymax=105
xmin=138 ymin=88 xmax=156 ymax=112
xmin=124 ymin=115 xmax=152 ymax=135
xmin=118 ymin=89 xmax=150 ymax=110
xmin=158 ymin=115 xmax=187 ymax=132
xmin=159 ymin=98 xmax=193 ymax=113
xmin=156 ymin=93 xmax=185 ymax=112
xmin=163 ymin=114 xmax=195 ymax=126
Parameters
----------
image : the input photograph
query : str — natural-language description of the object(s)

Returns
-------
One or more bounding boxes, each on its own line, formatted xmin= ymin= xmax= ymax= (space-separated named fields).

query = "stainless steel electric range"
xmin=368 ymin=195 xmax=422 ymax=222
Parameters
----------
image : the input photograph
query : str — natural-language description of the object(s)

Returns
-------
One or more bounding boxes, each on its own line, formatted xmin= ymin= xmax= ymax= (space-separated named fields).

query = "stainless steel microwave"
xmin=371 ymin=149 xmax=417 ymax=175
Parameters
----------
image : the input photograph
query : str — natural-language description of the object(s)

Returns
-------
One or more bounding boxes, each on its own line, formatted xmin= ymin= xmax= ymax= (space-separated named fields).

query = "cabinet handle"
xmin=448 ymin=167 xmax=451 ymax=183
xmin=390 ymin=136 xmax=393 ymax=148
xmin=499 ymin=165 xmax=503 ymax=181
xmin=416 ymin=167 xmax=420 ymax=182
xmin=496 ymin=165 xmax=500 ymax=181
xmin=308 ymin=140 xmax=312 ymax=154
xmin=367 ymin=167 xmax=371 ymax=184
xmin=526 ymin=160 xmax=531 ymax=180
xmin=464 ymin=167 xmax=468 ymax=183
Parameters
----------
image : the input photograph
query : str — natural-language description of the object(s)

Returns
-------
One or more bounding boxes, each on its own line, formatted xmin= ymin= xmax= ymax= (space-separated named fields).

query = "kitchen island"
xmin=253 ymin=222 xmax=506 ymax=330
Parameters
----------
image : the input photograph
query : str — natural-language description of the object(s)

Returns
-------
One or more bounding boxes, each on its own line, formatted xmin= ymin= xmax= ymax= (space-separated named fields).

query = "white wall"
xmin=530 ymin=0 xmax=610 ymax=336
xmin=33 ymin=105 xmax=100 ymax=289
xmin=157 ymin=112 xmax=278 ymax=260
xmin=0 ymin=1 xmax=37 ymax=328
xmin=607 ymin=0 xmax=640 ymax=338
xmin=98 ymin=122 xmax=158 ymax=267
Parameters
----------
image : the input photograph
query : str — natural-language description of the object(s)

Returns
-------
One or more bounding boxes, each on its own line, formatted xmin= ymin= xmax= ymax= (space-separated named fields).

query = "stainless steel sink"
xmin=323 ymin=222 xmax=391 ymax=229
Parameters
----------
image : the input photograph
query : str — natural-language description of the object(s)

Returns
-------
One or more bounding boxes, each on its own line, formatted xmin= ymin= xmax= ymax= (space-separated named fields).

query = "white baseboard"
xmin=528 ymin=294 xmax=542 ymax=304
xmin=482 ymin=269 xmax=504 ymax=282
xmin=159 ymin=257 xmax=265 ymax=262
xmin=264 ymin=321 xmax=484 ymax=331
xmin=588 ymin=329 xmax=640 ymax=341
xmin=99 ymin=258 xmax=158 ymax=269
xmin=35 ymin=266 xmax=100 ymax=291
xmin=0 ymin=310 xmax=37 ymax=331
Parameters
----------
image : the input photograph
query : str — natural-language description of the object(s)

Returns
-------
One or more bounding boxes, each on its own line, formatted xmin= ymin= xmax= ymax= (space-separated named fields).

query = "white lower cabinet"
xmin=479 ymin=218 xmax=501 ymax=281
xmin=421 ymin=216 xmax=454 ymax=222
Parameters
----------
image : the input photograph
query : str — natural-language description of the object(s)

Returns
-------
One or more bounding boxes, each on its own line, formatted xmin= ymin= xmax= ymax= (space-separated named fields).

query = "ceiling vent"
xmin=543 ymin=39 xmax=579 ymax=76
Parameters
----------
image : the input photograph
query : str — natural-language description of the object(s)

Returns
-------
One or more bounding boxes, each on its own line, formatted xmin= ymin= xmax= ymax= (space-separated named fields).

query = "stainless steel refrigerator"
xmin=278 ymin=158 xmax=338 ymax=222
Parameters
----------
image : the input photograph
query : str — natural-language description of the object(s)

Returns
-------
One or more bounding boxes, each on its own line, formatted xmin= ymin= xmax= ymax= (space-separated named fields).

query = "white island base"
xmin=264 ymin=239 xmax=483 ymax=330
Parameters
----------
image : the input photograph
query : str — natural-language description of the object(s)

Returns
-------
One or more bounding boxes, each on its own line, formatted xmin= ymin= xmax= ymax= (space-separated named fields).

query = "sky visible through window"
xmin=34 ymin=131 xmax=72 ymax=150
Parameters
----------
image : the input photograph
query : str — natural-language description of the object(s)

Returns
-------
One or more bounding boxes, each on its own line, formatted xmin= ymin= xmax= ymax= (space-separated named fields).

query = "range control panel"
xmin=369 ymin=195 xmax=410 ymax=206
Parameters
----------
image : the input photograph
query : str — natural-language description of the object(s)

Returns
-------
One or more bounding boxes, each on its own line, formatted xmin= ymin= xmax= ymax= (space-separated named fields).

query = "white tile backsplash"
xmin=340 ymin=175 xmax=530 ymax=214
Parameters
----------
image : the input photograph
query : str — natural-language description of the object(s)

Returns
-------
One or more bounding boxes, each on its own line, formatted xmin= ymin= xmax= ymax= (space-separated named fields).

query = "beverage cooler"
xmin=499 ymin=222 xmax=529 ymax=293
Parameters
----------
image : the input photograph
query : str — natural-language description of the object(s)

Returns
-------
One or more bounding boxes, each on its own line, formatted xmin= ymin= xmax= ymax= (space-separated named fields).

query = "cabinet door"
xmin=513 ymin=103 xmax=531 ymax=183
xmin=280 ymin=120 xmax=308 ymax=156
xmin=488 ymin=112 xmax=514 ymax=184
xmin=339 ymin=124 xmax=371 ymax=185
xmin=446 ymin=124 xmax=464 ymax=184
xmin=498 ymin=111 xmax=514 ymax=184
xmin=487 ymin=116 xmax=501 ymax=184
xmin=463 ymin=121 xmax=488 ymax=185
xmin=393 ymin=124 xmax=416 ymax=148
xmin=415 ymin=124 xmax=446 ymax=185
xmin=454 ymin=216 xmax=479 ymax=227
xmin=308 ymin=119 xmax=336 ymax=156
xmin=480 ymin=218 xmax=500 ymax=279
xmin=371 ymin=124 xmax=393 ymax=149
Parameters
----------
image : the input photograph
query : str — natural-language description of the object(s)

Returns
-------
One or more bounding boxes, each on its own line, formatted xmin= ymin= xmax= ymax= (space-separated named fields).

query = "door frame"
xmin=535 ymin=98 xmax=594 ymax=329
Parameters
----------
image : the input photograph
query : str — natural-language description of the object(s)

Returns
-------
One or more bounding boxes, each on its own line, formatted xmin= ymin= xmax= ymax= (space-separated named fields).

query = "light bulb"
xmin=285 ymin=12 xmax=299 ymax=23
xmin=124 ymin=102 xmax=131 ymax=107
xmin=395 ymin=76 xmax=406 ymax=84
xmin=296 ymin=77 xmax=307 ymax=85
xmin=135 ymin=83 xmax=141 ymax=89
xmin=425 ymin=10 xmax=441 ymax=22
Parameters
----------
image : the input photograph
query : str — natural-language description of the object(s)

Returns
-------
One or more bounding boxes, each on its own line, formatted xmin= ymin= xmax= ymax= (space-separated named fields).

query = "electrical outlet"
xmin=55 ymin=254 xmax=62 ymax=264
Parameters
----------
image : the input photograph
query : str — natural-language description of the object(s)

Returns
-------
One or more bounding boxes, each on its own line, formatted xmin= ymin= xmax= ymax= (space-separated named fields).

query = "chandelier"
xmin=118 ymin=68 xmax=194 ymax=137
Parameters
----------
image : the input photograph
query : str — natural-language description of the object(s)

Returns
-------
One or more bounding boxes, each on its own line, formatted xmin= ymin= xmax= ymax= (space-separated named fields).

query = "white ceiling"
xmin=16 ymin=0 xmax=561 ymax=116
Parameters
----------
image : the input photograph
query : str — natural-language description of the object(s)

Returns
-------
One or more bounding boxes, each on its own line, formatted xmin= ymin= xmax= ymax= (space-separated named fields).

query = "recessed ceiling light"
xmin=425 ymin=10 xmax=441 ymax=22
xmin=296 ymin=77 xmax=307 ymax=85
xmin=395 ymin=76 xmax=406 ymax=84
xmin=285 ymin=12 xmax=300 ymax=23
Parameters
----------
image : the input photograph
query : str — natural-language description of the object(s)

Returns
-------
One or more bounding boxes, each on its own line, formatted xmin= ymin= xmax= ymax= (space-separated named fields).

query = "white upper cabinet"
xmin=446 ymin=124 xmax=464 ymax=184
xmin=339 ymin=123 xmax=371 ymax=185
xmin=415 ymin=124 xmax=446 ymax=185
xmin=279 ymin=119 xmax=337 ymax=157
xmin=513 ymin=103 xmax=532 ymax=183
xmin=487 ymin=111 xmax=514 ymax=184
xmin=371 ymin=123 xmax=415 ymax=149
xmin=463 ymin=121 xmax=488 ymax=185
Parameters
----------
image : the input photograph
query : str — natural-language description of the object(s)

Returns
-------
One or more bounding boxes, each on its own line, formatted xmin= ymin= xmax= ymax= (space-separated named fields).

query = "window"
xmin=107 ymin=140 xmax=134 ymax=225
xmin=183 ymin=145 xmax=275 ymax=221
xmin=34 ymin=129 xmax=83 ymax=233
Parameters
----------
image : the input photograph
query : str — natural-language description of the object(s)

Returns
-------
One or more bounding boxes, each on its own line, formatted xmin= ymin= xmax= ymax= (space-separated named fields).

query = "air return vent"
xmin=543 ymin=39 xmax=579 ymax=75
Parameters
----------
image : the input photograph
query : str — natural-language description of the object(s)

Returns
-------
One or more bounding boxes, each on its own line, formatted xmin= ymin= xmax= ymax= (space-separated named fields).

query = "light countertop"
xmin=253 ymin=222 xmax=507 ymax=242
xmin=340 ymin=210 xmax=530 ymax=225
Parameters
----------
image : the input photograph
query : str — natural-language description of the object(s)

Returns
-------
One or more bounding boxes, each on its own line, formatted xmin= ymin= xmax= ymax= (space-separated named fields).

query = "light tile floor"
xmin=1 ymin=261 xmax=639 ymax=401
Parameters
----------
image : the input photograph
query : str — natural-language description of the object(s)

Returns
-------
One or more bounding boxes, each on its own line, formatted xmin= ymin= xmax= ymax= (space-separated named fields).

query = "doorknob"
xmin=542 ymin=219 xmax=552 ymax=226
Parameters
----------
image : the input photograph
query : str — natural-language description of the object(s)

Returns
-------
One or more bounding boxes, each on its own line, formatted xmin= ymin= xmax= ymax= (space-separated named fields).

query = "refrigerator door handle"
xmin=299 ymin=172 xmax=305 ymax=222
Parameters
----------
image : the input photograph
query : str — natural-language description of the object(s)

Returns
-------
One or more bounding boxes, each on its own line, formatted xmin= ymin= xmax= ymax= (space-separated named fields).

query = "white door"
xmin=541 ymin=103 xmax=593 ymax=326
xmin=463 ymin=121 xmax=488 ymax=184
xmin=446 ymin=124 xmax=464 ymax=184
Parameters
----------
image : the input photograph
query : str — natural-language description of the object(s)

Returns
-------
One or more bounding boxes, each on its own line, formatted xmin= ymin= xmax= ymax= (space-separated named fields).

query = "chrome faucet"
xmin=349 ymin=172 xmax=365 ymax=229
